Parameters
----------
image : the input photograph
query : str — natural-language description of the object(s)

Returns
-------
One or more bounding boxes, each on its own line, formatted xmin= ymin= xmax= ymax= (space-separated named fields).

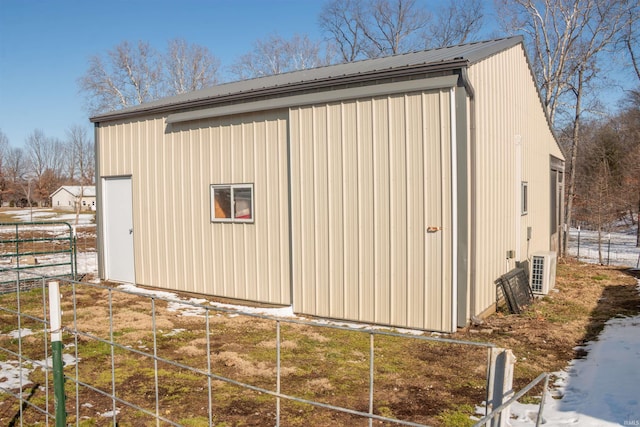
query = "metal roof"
xmin=51 ymin=186 xmax=96 ymax=198
xmin=91 ymin=36 xmax=523 ymax=122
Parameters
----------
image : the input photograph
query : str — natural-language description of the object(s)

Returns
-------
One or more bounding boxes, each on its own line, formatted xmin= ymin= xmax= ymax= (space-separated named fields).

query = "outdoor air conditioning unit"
xmin=530 ymin=251 xmax=557 ymax=295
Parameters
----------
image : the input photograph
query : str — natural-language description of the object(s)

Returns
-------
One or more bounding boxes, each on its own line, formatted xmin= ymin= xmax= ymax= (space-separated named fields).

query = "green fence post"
xmin=48 ymin=280 xmax=66 ymax=427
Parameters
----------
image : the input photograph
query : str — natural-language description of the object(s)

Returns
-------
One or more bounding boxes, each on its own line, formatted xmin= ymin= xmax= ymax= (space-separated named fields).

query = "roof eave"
xmin=90 ymin=59 xmax=470 ymax=123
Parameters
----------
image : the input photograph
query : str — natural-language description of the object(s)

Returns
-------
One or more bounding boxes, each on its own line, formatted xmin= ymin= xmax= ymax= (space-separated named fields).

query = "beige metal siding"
xmin=290 ymin=90 xmax=453 ymax=331
xmin=97 ymin=111 xmax=290 ymax=305
xmin=468 ymin=45 xmax=562 ymax=316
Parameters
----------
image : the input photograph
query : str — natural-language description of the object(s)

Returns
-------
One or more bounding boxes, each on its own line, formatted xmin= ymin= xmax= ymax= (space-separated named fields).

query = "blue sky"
xmin=0 ymin=1 xmax=634 ymax=149
xmin=0 ymin=0 xmax=327 ymax=147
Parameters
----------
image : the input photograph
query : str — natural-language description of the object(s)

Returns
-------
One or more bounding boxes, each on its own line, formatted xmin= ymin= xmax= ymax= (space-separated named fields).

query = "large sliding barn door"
xmin=290 ymin=89 xmax=454 ymax=331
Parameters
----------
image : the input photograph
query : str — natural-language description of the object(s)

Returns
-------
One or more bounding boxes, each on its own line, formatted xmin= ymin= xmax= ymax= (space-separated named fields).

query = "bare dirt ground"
xmin=1 ymin=259 xmax=639 ymax=427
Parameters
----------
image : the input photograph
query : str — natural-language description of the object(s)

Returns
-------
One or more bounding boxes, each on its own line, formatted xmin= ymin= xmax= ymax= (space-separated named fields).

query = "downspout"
xmin=459 ymin=67 xmax=475 ymax=100
xmin=449 ymin=86 xmax=458 ymax=331
xmin=458 ymin=67 xmax=477 ymax=321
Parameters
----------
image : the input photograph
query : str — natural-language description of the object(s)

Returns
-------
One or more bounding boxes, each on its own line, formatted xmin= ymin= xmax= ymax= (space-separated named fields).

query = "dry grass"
xmin=1 ymin=259 xmax=639 ymax=427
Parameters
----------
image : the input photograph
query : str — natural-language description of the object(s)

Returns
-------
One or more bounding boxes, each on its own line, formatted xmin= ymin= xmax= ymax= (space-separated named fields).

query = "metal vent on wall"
xmin=530 ymin=251 xmax=557 ymax=295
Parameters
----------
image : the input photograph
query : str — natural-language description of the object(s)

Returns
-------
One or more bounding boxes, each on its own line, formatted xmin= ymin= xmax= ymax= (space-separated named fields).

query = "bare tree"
xmin=496 ymin=0 xmax=577 ymax=125
xmin=620 ymin=3 xmax=640 ymax=82
xmin=0 ymin=130 xmax=9 ymax=206
xmin=320 ymin=0 xmax=485 ymax=62
xmin=164 ymin=38 xmax=221 ymax=94
xmin=230 ymin=33 xmax=333 ymax=79
xmin=428 ymin=0 xmax=485 ymax=47
xmin=3 ymin=146 xmax=31 ymax=211
xmin=4 ymin=147 xmax=26 ymax=190
xmin=80 ymin=41 xmax=163 ymax=114
xmin=619 ymin=90 xmax=640 ymax=246
xmin=81 ymin=39 xmax=222 ymax=115
xmin=0 ymin=130 xmax=8 ymax=158
xmin=359 ymin=0 xmax=430 ymax=57
xmin=67 ymin=125 xmax=94 ymax=225
xmin=320 ymin=0 xmax=429 ymax=60
xmin=62 ymin=140 xmax=77 ymax=185
xmin=496 ymin=0 xmax=636 ymax=256
xmin=319 ymin=0 xmax=367 ymax=62
xmin=66 ymin=125 xmax=94 ymax=186
xmin=25 ymin=130 xmax=65 ymax=205
xmin=576 ymin=122 xmax=627 ymax=261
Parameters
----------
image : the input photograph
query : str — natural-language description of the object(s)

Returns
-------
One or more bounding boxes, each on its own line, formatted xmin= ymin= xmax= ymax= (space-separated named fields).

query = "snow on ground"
xmin=118 ymin=282 xmax=297 ymax=319
xmin=0 ymin=252 xmax=97 ymax=285
xmin=507 ymin=278 xmax=640 ymax=427
xmin=566 ymin=227 xmax=640 ymax=268
xmin=2 ymin=209 xmax=95 ymax=226
xmin=0 ymin=351 xmax=77 ymax=390
xmin=501 ymin=222 xmax=640 ymax=426
xmin=0 ymin=208 xmax=98 ymax=283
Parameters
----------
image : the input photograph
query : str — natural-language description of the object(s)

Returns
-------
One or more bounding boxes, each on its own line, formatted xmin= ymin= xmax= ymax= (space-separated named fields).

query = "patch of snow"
xmin=1 ymin=209 xmax=95 ymax=226
xmin=3 ymin=209 xmax=57 ymax=221
xmin=168 ymin=299 xmax=208 ymax=316
xmin=3 ymin=328 xmax=34 ymax=338
xmin=567 ymin=227 xmax=640 ymax=268
xmin=115 ymin=283 xmax=430 ymax=337
xmin=117 ymin=283 xmax=298 ymax=319
xmin=55 ymin=213 xmax=95 ymax=226
xmin=100 ymin=408 xmax=120 ymax=417
xmin=0 ymin=251 xmax=97 ymax=280
xmin=0 ymin=353 xmax=77 ymax=392
xmin=508 ymin=279 xmax=640 ymax=426
xmin=0 ymin=360 xmax=32 ymax=391
xmin=209 ymin=300 xmax=297 ymax=319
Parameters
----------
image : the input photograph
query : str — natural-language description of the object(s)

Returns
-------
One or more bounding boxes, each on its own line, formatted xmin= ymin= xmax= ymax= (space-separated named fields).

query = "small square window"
xmin=211 ymin=184 xmax=254 ymax=223
xmin=521 ymin=182 xmax=528 ymax=215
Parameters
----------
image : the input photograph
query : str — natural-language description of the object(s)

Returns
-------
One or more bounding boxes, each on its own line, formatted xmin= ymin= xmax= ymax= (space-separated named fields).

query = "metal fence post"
xmin=72 ymin=226 xmax=78 ymax=280
xmin=48 ymin=280 xmax=66 ymax=427
xmin=487 ymin=348 xmax=515 ymax=427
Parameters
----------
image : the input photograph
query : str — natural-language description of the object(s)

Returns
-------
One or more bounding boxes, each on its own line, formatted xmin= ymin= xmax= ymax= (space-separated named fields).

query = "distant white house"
xmin=50 ymin=186 xmax=96 ymax=211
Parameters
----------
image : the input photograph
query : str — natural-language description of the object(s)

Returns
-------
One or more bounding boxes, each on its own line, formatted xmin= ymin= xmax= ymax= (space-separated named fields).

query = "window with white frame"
xmin=211 ymin=184 xmax=254 ymax=223
xmin=521 ymin=181 xmax=528 ymax=215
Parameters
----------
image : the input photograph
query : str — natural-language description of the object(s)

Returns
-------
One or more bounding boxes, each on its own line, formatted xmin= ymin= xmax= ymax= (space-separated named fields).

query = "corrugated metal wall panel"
xmin=469 ymin=45 xmax=560 ymax=316
xmin=357 ymin=99 xmax=375 ymax=322
xmin=388 ymin=95 xmax=408 ymax=326
xmin=373 ymin=97 xmax=390 ymax=325
xmin=98 ymin=111 xmax=290 ymax=305
xmin=423 ymin=91 xmax=452 ymax=329
xmin=290 ymin=90 xmax=453 ymax=331
xmin=327 ymin=103 xmax=346 ymax=318
xmin=405 ymin=94 xmax=425 ymax=327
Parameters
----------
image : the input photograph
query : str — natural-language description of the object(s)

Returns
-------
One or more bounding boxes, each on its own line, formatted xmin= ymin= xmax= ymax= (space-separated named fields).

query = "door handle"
xmin=129 ymin=228 xmax=133 ymax=234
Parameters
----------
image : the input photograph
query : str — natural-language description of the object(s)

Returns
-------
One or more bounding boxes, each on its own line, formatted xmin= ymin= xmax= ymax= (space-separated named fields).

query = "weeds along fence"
xmin=0 ymin=273 xmax=549 ymax=427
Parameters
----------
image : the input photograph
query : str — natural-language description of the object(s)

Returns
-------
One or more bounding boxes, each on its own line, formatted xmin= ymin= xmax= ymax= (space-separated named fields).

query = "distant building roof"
xmin=51 ymin=186 xmax=96 ymax=198
xmin=91 ymin=36 xmax=524 ymax=123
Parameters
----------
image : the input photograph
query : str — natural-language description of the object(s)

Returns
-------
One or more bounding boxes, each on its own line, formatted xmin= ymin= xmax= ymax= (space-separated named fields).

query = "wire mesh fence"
xmin=0 ymin=273 xmax=531 ymax=426
xmin=0 ymin=216 xmax=551 ymax=426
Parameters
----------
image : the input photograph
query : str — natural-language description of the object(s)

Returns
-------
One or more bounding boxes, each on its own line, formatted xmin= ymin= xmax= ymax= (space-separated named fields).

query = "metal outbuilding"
xmin=91 ymin=36 xmax=564 ymax=332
